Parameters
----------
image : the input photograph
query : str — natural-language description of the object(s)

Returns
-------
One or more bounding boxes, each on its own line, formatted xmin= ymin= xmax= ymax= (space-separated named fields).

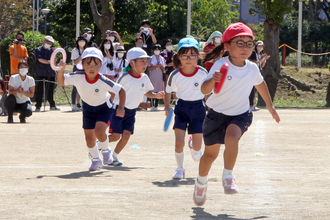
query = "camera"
xmin=107 ymin=62 xmax=114 ymax=71
xmin=15 ymin=39 xmax=24 ymax=44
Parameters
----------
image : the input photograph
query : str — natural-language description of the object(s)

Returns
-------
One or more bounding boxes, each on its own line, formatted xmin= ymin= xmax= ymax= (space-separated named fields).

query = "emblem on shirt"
xmin=95 ymin=89 xmax=99 ymax=93
xmin=227 ymin=76 xmax=232 ymax=80
xmin=193 ymin=82 xmax=199 ymax=90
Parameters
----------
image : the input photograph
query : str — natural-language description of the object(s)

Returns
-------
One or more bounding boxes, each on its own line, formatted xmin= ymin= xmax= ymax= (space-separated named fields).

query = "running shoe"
xmin=193 ymin=179 xmax=207 ymax=206
xmin=102 ymin=149 xmax=113 ymax=165
xmin=110 ymin=156 xmax=123 ymax=166
xmin=172 ymin=168 xmax=185 ymax=179
xmin=89 ymin=158 xmax=102 ymax=171
xmin=222 ymin=175 xmax=239 ymax=194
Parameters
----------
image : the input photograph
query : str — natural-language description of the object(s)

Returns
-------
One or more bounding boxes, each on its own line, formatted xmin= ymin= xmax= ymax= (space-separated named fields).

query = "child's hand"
xmin=212 ymin=70 xmax=222 ymax=84
xmin=165 ymin=108 xmax=172 ymax=117
xmin=116 ymin=107 xmax=125 ymax=118
xmin=266 ymin=104 xmax=280 ymax=123
xmin=58 ymin=60 xmax=66 ymax=69
xmin=156 ymin=91 xmax=165 ymax=99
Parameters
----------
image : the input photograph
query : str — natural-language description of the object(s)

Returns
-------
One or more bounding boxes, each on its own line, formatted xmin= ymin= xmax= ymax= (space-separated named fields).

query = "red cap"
xmin=221 ymin=22 xmax=255 ymax=43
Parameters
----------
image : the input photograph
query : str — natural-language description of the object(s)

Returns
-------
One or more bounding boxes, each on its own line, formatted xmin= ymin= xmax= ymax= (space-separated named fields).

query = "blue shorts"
xmin=109 ymin=107 xmax=136 ymax=134
xmin=82 ymin=101 xmax=113 ymax=129
xmin=173 ymin=99 xmax=206 ymax=134
xmin=203 ymin=109 xmax=252 ymax=146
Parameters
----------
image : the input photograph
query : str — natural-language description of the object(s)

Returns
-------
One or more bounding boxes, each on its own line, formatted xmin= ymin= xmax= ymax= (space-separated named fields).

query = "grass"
xmin=53 ymin=64 xmax=330 ymax=108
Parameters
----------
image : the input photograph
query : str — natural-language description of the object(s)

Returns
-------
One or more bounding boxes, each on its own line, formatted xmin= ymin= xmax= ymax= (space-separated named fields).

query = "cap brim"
xmin=81 ymin=54 xmax=103 ymax=62
xmin=233 ymin=33 xmax=255 ymax=41
xmin=133 ymin=55 xmax=151 ymax=60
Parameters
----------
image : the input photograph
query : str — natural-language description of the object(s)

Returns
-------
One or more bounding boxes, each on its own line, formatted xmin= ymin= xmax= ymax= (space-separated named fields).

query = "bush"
xmin=285 ymin=54 xmax=313 ymax=67
xmin=0 ymin=31 xmax=60 ymax=78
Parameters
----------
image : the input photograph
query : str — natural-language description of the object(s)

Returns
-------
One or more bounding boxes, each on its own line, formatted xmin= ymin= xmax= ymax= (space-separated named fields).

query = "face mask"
xmin=78 ymin=41 xmax=86 ymax=47
xmin=137 ymin=43 xmax=143 ymax=48
xmin=154 ymin=50 xmax=160 ymax=55
xmin=85 ymin=34 xmax=92 ymax=41
xmin=257 ymin=46 xmax=263 ymax=52
xmin=166 ymin=45 xmax=173 ymax=51
xmin=143 ymin=27 xmax=149 ymax=32
xmin=104 ymin=44 xmax=111 ymax=50
xmin=19 ymin=68 xmax=28 ymax=76
xmin=214 ymin=37 xmax=221 ymax=44
xmin=108 ymin=36 xmax=115 ymax=42
xmin=44 ymin=43 xmax=51 ymax=49
xmin=117 ymin=53 xmax=124 ymax=58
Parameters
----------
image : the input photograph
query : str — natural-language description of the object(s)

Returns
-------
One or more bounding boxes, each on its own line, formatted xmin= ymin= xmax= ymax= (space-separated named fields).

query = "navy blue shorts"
xmin=203 ymin=109 xmax=253 ymax=146
xmin=82 ymin=102 xmax=113 ymax=129
xmin=173 ymin=99 xmax=206 ymax=134
xmin=109 ymin=107 xmax=136 ymax=134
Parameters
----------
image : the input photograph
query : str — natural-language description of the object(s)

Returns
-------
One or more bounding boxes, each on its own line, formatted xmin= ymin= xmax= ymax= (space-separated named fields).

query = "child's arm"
xmin=56 ymin=60 xmax=66 ymax=86
xmin=255 ymin=81 xmax=280 ymax=123
xmin=201 ymin=70 xmax=222 ymax=95
xmin=164 ymin=92 xmax=172 ymax=117
xmin=116 ymin=88 xmax=126 ymax=118
xmin=144 ymin=91 xmax=165 ymax=99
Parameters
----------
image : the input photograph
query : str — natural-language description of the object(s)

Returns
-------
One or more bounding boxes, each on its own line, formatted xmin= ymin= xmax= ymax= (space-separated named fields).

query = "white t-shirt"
xmin=99 ymin=56 xmax=116 ymax=76
xmin=166 ymin=65 xmax=208 ymax=101
xmin=113 ymin=56 xmax=128 ymax=78
xmin=114 ymin=72 xmax=154 ymax=110
xmin=64 ymin=72 xmax=122 ymax=108
xmin=205 ymin=56 xmax=264 ymax=116
xmin=71 ymin=48 xmax=83 ymax=68
xmin=8 ymin=74 xmax=35 ymax=104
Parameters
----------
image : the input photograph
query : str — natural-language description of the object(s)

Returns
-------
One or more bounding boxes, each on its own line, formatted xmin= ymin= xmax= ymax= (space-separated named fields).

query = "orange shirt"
xmin=9 ymin=44 xmax=29 ymax=74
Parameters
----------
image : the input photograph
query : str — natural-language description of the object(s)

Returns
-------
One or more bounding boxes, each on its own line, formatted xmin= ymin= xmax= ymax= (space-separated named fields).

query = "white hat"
xmin=45 ymin=35 xmax=54 ymax=43
xmin=256 ymin=40 xmax=264 ymax=46
xmin=126 ymin=47 xmax=150 ymax=62
xmin=81 ymin=47 xmax=103 ymax=62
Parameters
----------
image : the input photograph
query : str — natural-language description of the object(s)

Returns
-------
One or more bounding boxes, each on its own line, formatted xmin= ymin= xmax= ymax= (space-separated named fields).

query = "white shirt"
xmin=71 ymin=48 xmax=83 ymax=68
xmin=114 ymin=72 xmax=154 ymax=110
xmin=99 ymin=56 xmax=116 ymax=76
xmin=166 ymin=65 xmax=208 ymax=101
xmin=8 ymin=74 xmax=35 ymax=104
xmin=205 ymin=56 xmax=264 ymax=116
xmin=64 ymin=72 xmax=122 ymax=108
xmin=113 ymin=56 xmax=128 ymax=78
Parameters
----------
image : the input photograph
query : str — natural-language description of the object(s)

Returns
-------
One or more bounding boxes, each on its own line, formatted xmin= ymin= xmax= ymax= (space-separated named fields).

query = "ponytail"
xmin=202 ymin=44 xmax=226 ymax=64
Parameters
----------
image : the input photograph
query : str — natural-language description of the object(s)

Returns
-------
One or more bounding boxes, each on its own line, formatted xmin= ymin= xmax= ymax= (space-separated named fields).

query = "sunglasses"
xmin=230 ymin=40 xmax=254 ymax=48
xmin=180 ymin=55 xmax=197 ymax=60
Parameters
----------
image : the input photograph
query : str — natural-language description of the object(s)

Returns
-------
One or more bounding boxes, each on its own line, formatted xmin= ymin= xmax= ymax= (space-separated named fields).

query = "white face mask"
xmin=257 ymin=46 xmax=263 ymax=52
xmin=19 ymin=68 xmax=28 ymax=76
xmin=108 ymin=36 xmax=115 ymax=42
xmin=143 ymin=27 xmax=149 ymax=32
xmin=85 ymin=34 xmax=92 ymax=41
xmin=117 ymin=53 xmax=124 ymax=58
xmin=166 ymin=45 xmax=173 ymax=51
xmin=154 ymin=50 xmax=160 ymax=55
xmin=214 ymin=37 xmax=221 ymax=44
xmin=137 ymin=43 xmax=143 ymax=48
xmin=104 ymin=44 xmax=111 ymax=50
xmin=44 ymin=43 xmax=51 ymax=49
xmin=78 ymin=41 xmax=86 ymax=47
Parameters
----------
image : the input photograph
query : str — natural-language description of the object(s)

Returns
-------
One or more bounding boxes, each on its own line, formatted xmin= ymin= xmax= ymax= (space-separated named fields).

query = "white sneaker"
xmin=172 ymin=168 xmax=185 ymax=179
xmin=193 ymin=179 xmax=208 ymax=206
xmin=72 ymin=104 xmax=80 ymax=112
xmin=150 ymin=106 xmax=160 ymax=111
xmin=188 ymin=136 xmax=202 ymax=162
xmin=222 ymin=175 xmax=239 ymax=194
xmin=110 ymin=155 xmax=123 ymax=166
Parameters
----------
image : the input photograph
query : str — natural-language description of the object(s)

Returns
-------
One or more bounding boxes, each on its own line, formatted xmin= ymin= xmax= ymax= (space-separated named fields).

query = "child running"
xmin=57 ymin=47 xmax=126 ymax=171
xmin=109 ymin=47 xmax=164 ymax=166
xmin=193 ymin=22 xmax=280 ymax=206
xmin=164 ymin=38 xmax=208 ymax=179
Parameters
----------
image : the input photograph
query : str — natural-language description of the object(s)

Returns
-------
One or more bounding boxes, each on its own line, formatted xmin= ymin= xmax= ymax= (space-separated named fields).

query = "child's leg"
xmin=223 ymin=124 xmax=242 ymax=171
xmin=109 ymin=133 xmax=121 ymax=143
xmin=198 ymin=144 xmax=221 ymax=177
xmin=94 ymin=121 xmax=109 ymax=150
xmin=84 ymin=129 xmax=99 ymax=159
xmin=113 ymin=130 xmax=131 ymax=154
xmin=174 ymin=129 xmax=186 ymax=167
xmin=191 ymin=133 xmax=203 ymax=151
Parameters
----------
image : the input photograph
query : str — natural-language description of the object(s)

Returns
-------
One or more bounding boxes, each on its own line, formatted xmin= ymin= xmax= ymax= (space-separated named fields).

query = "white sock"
xmin=175 ymin=151 xmax=184 ymax=169
xmin=113 ymin=151 xmax=118 ymax=159
xmin=222 ymin=168 xmax=233 ymax=179
xmin=88 ymin=144 xmax=100 ymax=159
xmin=98 ymin=136 xmax=109 ymax=151
xmin=197 ymin=174 xmax=208 ymax=185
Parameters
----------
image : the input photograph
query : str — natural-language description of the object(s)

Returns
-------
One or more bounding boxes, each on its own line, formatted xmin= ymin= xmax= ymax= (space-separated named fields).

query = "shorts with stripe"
xmin=109 ymin=106 xmax=136 ymax=134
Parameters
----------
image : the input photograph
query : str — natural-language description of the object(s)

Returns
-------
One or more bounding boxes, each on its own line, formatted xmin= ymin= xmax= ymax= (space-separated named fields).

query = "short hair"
xmin=16 ymin=32 xmax=24 ymax=38
xmin=17 ymin=60 xmax=28 ymax=69
xmin=153 ymin=44 xmax=162 ymax=50
xmin=165 ymin=39 xmax=172 ymax=44
xmin=141 ymin=19 xmax=151 ymax=26
xmin=135 ymin=36 xmax=143 ymax=42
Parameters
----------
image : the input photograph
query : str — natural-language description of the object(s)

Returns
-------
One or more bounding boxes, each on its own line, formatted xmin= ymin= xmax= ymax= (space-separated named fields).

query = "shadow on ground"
xmin=152 ymin=178 xmax=195 ymax=187
xmin=191 ymin=207 xmax=268 ymax=220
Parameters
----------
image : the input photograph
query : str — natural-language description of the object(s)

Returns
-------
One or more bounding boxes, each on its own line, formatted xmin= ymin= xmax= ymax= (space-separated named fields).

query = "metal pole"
xmin=37 ymin=0 xmax=39 ymax=32
xmin=33 ymin=0 xmax=35 ymax=32
xmin=297 ymin=1 xmax=302 ymax=68
xmin=43 ymin=79 xmax=46 ymax=111
xmin=44 ymin=14 xmax=47 ymax=35
xmin=187 ymin=0 xmax=191 ymax=36
xmin=283 ymin=45 xmax=286 ymax=66
xmin=76 ymin=0 xmax=80 ymax=39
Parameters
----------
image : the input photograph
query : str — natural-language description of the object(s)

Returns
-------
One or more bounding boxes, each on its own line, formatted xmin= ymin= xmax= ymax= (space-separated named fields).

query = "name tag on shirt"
xmin=143 ymin=44 xmax=147 ymax=48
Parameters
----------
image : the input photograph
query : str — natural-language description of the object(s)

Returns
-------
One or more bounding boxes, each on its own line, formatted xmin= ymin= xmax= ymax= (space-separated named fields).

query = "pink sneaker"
xmin=222 ymin=175 xmax=239 ymax=194
xmin=193 ymin=179 xmax=207 ymax=206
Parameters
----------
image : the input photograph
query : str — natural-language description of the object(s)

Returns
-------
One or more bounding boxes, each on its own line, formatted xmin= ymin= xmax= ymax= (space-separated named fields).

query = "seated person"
xmin=5 ymin=61 xmax=35 ymax=123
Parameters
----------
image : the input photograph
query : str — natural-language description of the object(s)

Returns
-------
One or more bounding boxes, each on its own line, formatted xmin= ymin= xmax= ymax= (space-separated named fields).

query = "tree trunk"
xmin=89 ymin=0 xmax=116 ymax=39
xmin=257 ymin=18 xmax=281 ymax=106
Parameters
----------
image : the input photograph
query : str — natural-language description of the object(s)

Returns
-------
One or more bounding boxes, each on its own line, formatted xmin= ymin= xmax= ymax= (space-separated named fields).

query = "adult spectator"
xmin=9 ymin=32 xmax=29 ymax=75
xmin=203 ymin=31 xmax=222 ymax=71
xmin=160 ymin=39 xmax=176 ymax=85
xmin=5 ymin=61 xmax=35 ymax=123
xmin=99 ymin=38 xmax=116 ymax=81
xmin=136 ymin=19 xmax=157 ymax=56
xmin=248 ymin=40 xmax=270 ymax=111
xmin=105 ymin=30 xmax=124 ymax=51
xmin=83 ymin=28 xmax=98 ymax=48
xmin=135 ymin=36 xmax=144 ymax=48
xmin=0 ymin=78 xmax=5 ymax=115
xmin=34 ymin=35 xmax=60 ymax=111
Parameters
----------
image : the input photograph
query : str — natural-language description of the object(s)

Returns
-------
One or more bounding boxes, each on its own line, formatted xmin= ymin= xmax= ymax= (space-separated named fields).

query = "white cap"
xmin=256 ymin=40 xmax=264 ymax=46
xmin=45 ymin=35 xmax=54 ymax=43
xmin=126 ymin=47 xmax=150 ymax=62
xmin=81 ymin=47 xmax=103 ymax=62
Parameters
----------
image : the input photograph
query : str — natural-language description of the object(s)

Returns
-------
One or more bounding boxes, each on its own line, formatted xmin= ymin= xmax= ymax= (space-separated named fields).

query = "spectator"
xmin=113 ymin=46 xmax=128 ymax=81
xmin=105 ymin=30 xmax=124 ymax=51
xmin=9 ymin=32 xmax=29 ymax=75
xmin=135 ymin=36 xmax=144 ymax=48
xmin=0 ymin=79 xmax=5 ymax=115
xmin=136 ymin=19 xmax=157 ymax=56
xmin=203 ymin=31 xmax=222 ymax=71
xmin=34 ymin=35 xmax=60 ymax=111
xmin=5 ymin=61 xmax=35 ymax=123
xmin=248 ymin=40 xmax=270 ymax=111
xmin=70 ymin=35 xmax=87 ymax=111
xmin=147 ymin=44 xmax=166 ymax=111
xmin=99 ymin=38 xmax=116 ymax=81
xmin=83 ymin=28 xmax=98 ymax=48
xmin=160 ymin=39 xmax=177 ymax=85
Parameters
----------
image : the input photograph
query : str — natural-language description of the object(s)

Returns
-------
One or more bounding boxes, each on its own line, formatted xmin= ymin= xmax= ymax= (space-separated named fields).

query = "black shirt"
xmin=141 ymin=32 xmax=153 ymax=56
xmin=35 ymin=46 xmax=56 ymax=77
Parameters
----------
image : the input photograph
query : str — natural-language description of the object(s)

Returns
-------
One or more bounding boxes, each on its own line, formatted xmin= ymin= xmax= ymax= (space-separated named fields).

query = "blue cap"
xmin=178 ymin=38 xmax=199 ymax=52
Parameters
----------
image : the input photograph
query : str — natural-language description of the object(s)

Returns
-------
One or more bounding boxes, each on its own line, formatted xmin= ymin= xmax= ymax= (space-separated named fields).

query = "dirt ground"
xmin=0 ymin=105 xmax=329 ymax=220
